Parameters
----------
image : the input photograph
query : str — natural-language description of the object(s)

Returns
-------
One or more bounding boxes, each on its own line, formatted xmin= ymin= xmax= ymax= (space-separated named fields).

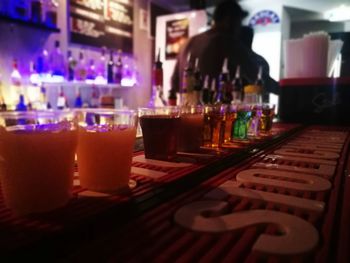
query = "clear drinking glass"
xmin=202 ymin=105 xmax=226 ymax=148
xmin=178 ymin=106 xmax=204 ymax=153
xmin=138 ymin=106 xmax=180 ymax=161
xmin=76 ymin=109 xmax=137 ymax=192
xmin=0 ymin=110 xmax=77 ymax=215
xmin=259 ymin=103 xmax=276 ymax=133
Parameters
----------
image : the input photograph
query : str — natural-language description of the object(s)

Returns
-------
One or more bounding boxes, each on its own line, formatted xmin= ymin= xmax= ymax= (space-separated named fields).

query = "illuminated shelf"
xmin=40 ymin=81 xmax=132 ymax=89
xmin=0 ymin=14 xmax=60 ymax=33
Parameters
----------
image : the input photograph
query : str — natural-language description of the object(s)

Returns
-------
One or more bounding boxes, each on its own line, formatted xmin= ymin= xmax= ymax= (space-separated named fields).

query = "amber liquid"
xmin=203 ymin=111 xmax=225 ymax=148
xmin=178 ymin=113 xmax=204 ymax=152
xmin=140 ymin=115 xmax=180 ymax=160
xmin=0 ymin=128 xmax=77 ymax=215
xmin=259 ymin=108 xmax=274 ymax=132
xmin=77 ymin=126 xmax=136 ymax=192
xmin=224 ymin=111 xmax=237 ymax=143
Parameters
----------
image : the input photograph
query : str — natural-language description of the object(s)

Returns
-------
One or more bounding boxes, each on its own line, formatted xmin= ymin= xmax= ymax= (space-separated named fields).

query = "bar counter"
xmin=1 ymin=123 xmax=349 ymax=263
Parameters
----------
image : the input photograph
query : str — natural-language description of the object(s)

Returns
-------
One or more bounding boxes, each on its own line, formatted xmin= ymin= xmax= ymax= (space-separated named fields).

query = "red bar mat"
xmin=67 ymin=126 xmax=350 ymax=263
xmin=0 ymin=123 xmax=301 ymax=257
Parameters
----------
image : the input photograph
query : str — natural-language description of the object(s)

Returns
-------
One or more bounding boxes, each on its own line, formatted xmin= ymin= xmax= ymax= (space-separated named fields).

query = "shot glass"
xmin=248 ymin=104 xmax=262 ymax=138
xmin=178 ymin=106 xmax=204 ymax=153
xmin=76 ymin=109 xmax=137 ymax=192
xmin=259 ymin=104 xmax=276 ymax=133
xmin=202 ymin=105 xmax=226 ymax=148
xmin=0 ymin=110 xmax=77 ymax=215
xmin=138 ymin=107 xmax=180 ymax=161
xmin=232 ymin=104 xmax=252 ymax=140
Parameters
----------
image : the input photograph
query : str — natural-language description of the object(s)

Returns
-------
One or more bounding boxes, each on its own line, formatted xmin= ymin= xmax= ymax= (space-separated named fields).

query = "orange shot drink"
xmin=76 ymin=109 xmax=137 ymax=192
xmin=0 ymin=111 xmax=77 ymax=215
xmin=178 ymin=106 xmax=204 ymax=153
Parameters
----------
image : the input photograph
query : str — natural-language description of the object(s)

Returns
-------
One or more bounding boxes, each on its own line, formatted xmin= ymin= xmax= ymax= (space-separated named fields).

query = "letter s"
xmin=174 ymin=201 xmax=318 ymax=256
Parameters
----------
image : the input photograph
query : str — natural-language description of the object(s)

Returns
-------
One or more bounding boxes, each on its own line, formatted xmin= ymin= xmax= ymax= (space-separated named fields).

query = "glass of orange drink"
xmin=76 ymin=109 xmax=137 ymax=193
xmin=0 ymin=110 xmax=77 ymax=215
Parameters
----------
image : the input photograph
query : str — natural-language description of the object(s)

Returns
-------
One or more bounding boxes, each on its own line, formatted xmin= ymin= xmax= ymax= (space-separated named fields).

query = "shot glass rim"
xmin=0 ymin=109 xmax=73 ymax=119
xmin=74 ymin=108 xmax=136 ymax=116
xmin=138 ymin=106 xmax=180 ymax=116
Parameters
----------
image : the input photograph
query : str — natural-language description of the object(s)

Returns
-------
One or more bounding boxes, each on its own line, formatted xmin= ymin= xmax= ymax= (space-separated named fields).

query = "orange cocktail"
xmin=76 ymin=109 xmax=137 ymax=192
xmin=0 ymin=111 xmax=77 ymax=215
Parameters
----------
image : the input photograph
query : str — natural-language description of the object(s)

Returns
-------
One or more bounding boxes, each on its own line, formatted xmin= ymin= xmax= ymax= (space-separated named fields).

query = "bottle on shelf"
xmin=114 ymin=49 xmax=123 ymax=85
xmin=39 ymin=86 xmax=51 ymax=109
xmin=11 ymin=0 xmax=29 ymax=20
xmin=44 ymin=0 xmax=58 ymax=28
xmin=67 ymin=50 xmax=76 ymax=81
xmin=16 ymin=94 xmax=27 ymax=111
xmin=57 ymin=86 xmax=68 ymax=110
xmin=193 ymin=58 xmax=203 ymax=105
xmin=219 ymin=58 xmax=233 ymax=104
xmin=0 ymin=73 xmax=7 ymax=111
xmin=107 ymin=50 xmax=114 ymax=84
xmin=75 ymin=51 xmax=87 ymax=81
xmin=181 ymin=53 xmax=194 ymax=106
xmin=168 ymin=88 xmax=177 ymax=106
xmin=149 ymin=48 xmax=166 ymax=107
xmin=255 ymin=65 xmax=267 ymax=102
xmin=36 ymin=49 xmax=49 ymax=75
xmin=209 ymin=78 xmax=216 ymax=105
xmin=86 ymin=59 xmax=97 ymax=81
xmin=74 ymin=88 xmax=83 ymax=108
xmin=50 ymin=40 xmax=65 ymax=76
xmin=90 ymin=86 xmax=100 ymax=108
xmin=30 ymin=0 xmax=42 ymax=23
xmin=232 ymin=65 xmax=243 ymax=103
xmin=97 ymin=47 xmax=107 ymax=79
xmin=201 ymin=75 xmax=210 ymax=105
xmin=11 ymin=59 xmax=22 ymax=87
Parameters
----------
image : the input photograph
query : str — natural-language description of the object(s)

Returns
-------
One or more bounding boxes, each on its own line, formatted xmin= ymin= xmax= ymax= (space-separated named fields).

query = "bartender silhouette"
xmin=171 ymin=0 xmax=279 ymax=98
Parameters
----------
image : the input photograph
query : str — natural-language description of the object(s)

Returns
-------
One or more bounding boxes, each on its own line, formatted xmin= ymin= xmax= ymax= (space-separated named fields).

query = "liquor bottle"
xmin=193 ymin=58 xmax=202 ymax=105
xmin=201 ymin=75 xmax=210 ymax=105
xmin=74 ymin=88 xmax=83 ymax=108
xmin=255 ymin=65 xmax=267 ymax=102
xmin=75 ymin=51 xmax=87 ymax=81
xmin=39 ymin=86 xmax=51 ymax=109
xmin=232 ymin=65 xmax=243 ymax=103
xmin=50 ymin=40 xmax=65 ymax=76
xmin=67 ymin=50 xmax=76 ymax=81
xmin=149 ymin=48 xmax=166 ymax=107
xmin=11 ymin=0 xmax=29 ymax=20
xmin=219 ymin=58 xmax=233 ymax=104
xmin=90 ymin=86 xmax=100 ymax=108
xmin=57 ymin=86 xmax=67 ymax=110
xmin=0 ymin=73 xmax=7 ymax=111
xmin=30 ymin=0 xmax=42 ymax=23
xmin=97 ymin=47 xmax=107 ymax=78
xmin=11 ymin=59 xmax=22 ymax=86
xmin=16 ymin=94 xmax=27 ymax=111
xmin=107 ymin=50 xmax=114 ymax=84
xmin=36 ymin=49 xmax=49 ymax=75
xmin=115 ymin=49 xmax=123 ymax=85
xmin=209 ymin=78 xmax=216 ymax=105
xmin=168 ymin=89 xmax=177 ymax=106
xmin=181 ymin=53 xmax=194 ymax=106
xmin=44 ymin=0 xmax=58 ymax=27
xmin=86 ymin=59 xmax=97 ymax=81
